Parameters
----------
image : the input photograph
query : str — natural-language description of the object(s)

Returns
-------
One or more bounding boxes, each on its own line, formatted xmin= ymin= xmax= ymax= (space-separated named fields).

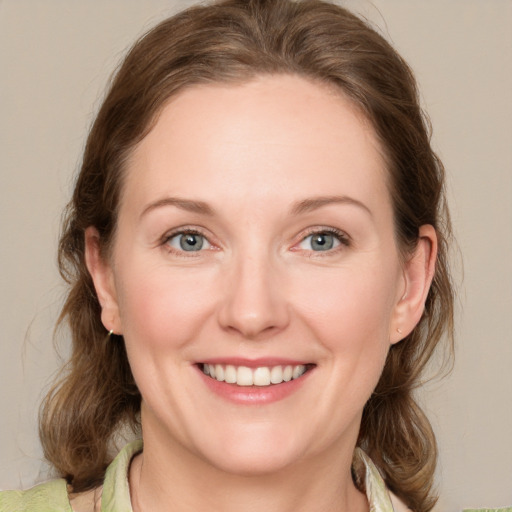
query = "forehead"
xmin=122 ymin=74 xmax=390 ymax=217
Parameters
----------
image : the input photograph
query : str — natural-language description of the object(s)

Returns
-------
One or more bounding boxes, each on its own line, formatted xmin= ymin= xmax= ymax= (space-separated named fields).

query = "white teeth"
xmin=202 ymin=363 xmax=309 ymax=386
xmin=224 ymin=365 xmax=237 ymax=384
xmin=292 ymin=365 xmax=306 ymax=379
xmin=215 ymin=364 xmax=225 ymax=382
xmin=270 ymin=366 xmax=283 ymax=384
xmin=237 ymin=366 xmax=253 ymax=386
xmin=253 ymin=367 xmax=271 ymax=386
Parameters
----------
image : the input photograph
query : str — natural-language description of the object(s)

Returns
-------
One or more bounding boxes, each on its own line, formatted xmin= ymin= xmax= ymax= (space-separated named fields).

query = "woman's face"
xmin=92 ymin=75 xmax=419 ymax=474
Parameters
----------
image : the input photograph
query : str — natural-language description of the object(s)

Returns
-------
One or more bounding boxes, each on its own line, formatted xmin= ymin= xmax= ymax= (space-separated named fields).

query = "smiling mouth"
xmin=199 ymin=363 xmax=314 ymax=387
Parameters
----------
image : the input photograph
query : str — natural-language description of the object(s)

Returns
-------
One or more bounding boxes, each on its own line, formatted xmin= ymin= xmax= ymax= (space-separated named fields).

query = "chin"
xmin=194 ymin=428 xmax=306 ymax=476
xmin=207 ymin=448 xmax=300 ymax=477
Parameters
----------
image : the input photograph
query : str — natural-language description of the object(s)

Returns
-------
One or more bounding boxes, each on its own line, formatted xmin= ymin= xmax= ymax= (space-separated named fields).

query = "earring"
xmin=108 ymin=329 xmax=114 ymax=337
xmin=396 ymin=328 xmax=403 ymax=334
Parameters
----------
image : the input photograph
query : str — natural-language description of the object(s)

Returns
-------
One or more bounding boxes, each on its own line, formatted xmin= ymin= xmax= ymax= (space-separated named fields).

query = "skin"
xmin=86 ymin=75 xmax=436 ymax=512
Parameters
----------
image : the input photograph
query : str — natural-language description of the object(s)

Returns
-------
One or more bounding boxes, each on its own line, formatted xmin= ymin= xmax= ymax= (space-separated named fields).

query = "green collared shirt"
xmin=0 ymin=441 xmax=506 ymax=512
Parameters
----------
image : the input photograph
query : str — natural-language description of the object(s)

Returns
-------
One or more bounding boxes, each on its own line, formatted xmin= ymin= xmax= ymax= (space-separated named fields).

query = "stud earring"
xmin=397 ymin=328 xmax=403 ymax=334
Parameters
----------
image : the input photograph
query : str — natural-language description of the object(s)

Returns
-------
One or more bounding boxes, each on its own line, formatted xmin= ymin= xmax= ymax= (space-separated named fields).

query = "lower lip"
xmin=196 ymin=366 xmax=312 ymax=405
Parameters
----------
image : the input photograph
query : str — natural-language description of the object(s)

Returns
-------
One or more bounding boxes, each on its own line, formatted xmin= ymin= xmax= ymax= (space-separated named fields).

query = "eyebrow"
xmin=140 ymin=197 xmax=214 ymax=218
xmin=140 ymin=194 xmax=372 ymax=219
xmin=291 ymin=195 xmax=372 ymax=217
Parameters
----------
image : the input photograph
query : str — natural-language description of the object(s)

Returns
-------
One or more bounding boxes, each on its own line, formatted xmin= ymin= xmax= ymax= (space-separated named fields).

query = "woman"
xmin=0 ymin=0 xmax=454 ymax=511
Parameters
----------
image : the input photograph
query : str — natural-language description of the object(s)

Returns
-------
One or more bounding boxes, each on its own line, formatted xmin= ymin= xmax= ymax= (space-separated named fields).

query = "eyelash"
xmin=296 ymin=227 xmax=351 ymax=255
xmin=161 ymin=227 xmax=214 ymax=257
xmin=160 ymin=226 xmax=351 ymax=257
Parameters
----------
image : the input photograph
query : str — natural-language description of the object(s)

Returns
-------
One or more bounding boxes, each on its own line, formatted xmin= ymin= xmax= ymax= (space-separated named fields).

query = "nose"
xmin=217 ymin=253 xmax=290 ymax=340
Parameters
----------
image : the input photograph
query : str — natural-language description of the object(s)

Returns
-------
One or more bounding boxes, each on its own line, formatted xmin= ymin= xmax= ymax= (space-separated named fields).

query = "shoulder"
xmin=0 ymin=440 xmax=141 ymax=512
xmin=0 ymin=480 xmax=100 ymax=512
xmin=68 ymin=487 xmax=101 ymax=512
xmin=0 ymin=478 xmax=72 ymax=512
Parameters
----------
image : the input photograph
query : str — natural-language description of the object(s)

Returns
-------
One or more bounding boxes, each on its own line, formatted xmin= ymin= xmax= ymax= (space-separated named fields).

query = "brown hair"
xmin=40 ymin=1 xmax=454 ymax=510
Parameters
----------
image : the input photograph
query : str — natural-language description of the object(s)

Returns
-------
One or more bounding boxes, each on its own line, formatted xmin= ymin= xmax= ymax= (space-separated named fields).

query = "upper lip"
xmin=197 ymin=357 xmax=313 ymax=368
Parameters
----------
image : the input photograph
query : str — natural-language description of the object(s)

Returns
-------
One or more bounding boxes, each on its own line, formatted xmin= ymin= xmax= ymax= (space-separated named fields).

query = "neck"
xmin=130 ymin=423 xmax=368 ymax=512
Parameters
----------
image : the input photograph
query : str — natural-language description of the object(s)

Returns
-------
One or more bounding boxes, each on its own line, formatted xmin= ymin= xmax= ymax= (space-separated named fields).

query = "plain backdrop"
xmin=1 ymin=1 xmax=511 ymax=510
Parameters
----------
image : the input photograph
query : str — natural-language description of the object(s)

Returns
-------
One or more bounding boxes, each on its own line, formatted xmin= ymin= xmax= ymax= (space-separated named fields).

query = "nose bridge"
xmin=218 ymin=244 xmax=289 ymax=339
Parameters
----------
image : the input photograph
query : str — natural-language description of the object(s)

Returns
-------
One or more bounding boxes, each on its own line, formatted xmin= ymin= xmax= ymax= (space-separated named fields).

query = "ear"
xmin=84 ymin=227 xmax=122 ymax=335
xmin=390 ymin=224 xmax=437 ymax=344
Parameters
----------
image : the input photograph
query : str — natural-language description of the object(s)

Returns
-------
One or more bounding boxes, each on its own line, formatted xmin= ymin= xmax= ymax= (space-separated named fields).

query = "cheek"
xmin=115 ymin=262 xmax=218 ymax=352
xmin=288 ymin=261 xmax=401 ymax=402
xmin=292 ymin=264 xmax=399 ymax=345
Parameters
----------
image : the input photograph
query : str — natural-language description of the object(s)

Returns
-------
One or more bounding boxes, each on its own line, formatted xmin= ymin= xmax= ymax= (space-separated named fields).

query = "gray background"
xmin=1 ymin=1 xmax=511 ymax=510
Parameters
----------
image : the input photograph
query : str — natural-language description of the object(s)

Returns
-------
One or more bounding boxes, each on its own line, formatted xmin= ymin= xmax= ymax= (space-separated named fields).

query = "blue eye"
xmin=299 ymin=232 xmax=342 ymax=252
xmin=166 ymin=232 xmax=211 ymax=252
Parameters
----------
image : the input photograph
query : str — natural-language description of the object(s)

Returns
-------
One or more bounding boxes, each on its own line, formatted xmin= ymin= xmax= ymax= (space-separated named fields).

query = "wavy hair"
xmin=40 ymin=1 xmax=454 ymax=510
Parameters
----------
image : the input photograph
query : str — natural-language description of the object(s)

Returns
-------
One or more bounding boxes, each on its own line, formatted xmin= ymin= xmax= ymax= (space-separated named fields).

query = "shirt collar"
xmin=101 ymin=440 xmax=397 ymax=512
